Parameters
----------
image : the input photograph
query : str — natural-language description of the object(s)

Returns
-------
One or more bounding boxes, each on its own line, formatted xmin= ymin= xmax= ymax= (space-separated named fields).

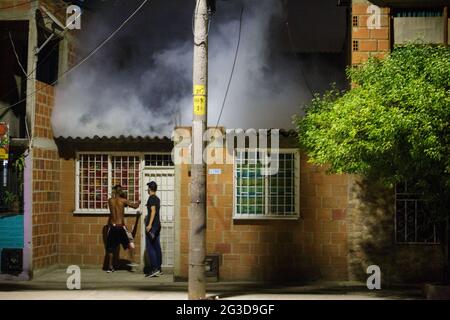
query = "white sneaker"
xmin=127 ymin=263 xmax=139 ymax=267
xmin=145 ymin=270 xmax=159 ymax=278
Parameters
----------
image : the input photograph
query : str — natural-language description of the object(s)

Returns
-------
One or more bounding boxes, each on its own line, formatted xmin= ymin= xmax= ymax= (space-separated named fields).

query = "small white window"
xmin=233 ymin=149 xmax=299 ymax=219
xmin=144 ymin=154 xmax=174 ymax=167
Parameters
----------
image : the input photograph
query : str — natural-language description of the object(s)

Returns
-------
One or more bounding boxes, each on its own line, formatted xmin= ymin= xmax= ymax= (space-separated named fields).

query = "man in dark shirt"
xmin=145 ymin=181 xmax=162 ymax=277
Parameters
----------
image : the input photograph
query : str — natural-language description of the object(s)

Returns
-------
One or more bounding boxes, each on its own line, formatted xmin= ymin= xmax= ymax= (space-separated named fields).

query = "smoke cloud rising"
xmin=52 ymin=0 xmax=328 ymax=138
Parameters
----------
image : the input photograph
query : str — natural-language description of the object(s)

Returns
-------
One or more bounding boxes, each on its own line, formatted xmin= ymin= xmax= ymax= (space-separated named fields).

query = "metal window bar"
xmin=144 ymin=154 xmax=174 ymax=167
xmin=87 ymin=155 xmax=90 ymax=209
xmin=94 ymin=156 xmax=97 ymax=208
xmin=235 ymin=150 xmax=297 ymax=218
xmin=239 ymin=151 xmax=243 ymax=214
xmin=291 ymin=154 xmax=295 ymax=214
xmin=415 ymin=200 xmax=418 ymax=243
xmin=79 ymin=155 xmax=103 ymax=210
xmin=404 ymin=198 xmax=407 ymax=242
xmin=395 ymin=182 xmax=438 ymax=244
xmin=112 ymin=156 xmax=140 ymax=203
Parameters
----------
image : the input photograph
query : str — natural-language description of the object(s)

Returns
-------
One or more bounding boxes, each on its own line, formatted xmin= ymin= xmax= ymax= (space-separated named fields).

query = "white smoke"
xmin=52 ymin=0 xmax=309 ymax=138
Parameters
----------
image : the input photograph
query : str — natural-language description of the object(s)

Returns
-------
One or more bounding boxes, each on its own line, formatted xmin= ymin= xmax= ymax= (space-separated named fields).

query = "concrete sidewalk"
xmin=0 ymin=268 xmax=424 ymax=300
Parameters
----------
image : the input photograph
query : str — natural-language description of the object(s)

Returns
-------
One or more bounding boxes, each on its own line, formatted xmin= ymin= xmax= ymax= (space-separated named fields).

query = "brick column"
xmin=31 ymin=81 xmax=61 ymax=270
xmin=351 ymin=0 xmax=391 ymax=65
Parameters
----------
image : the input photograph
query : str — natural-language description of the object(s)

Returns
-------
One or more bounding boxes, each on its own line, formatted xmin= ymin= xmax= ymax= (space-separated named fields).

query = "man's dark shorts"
xmin=105 ymin=225 xmax=130 ymax=253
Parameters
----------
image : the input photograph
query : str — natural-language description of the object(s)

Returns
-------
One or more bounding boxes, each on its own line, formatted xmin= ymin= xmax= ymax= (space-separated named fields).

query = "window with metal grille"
xmin=78 ymin=154 xmax=109 ymax=210
xmin=234 ymin=150 xmax=299 ymax=219
xmin=395 ymin=182 xmax=439 ymax=244
xmin=77 ymin=154 xmax=141 ymax=212
xmin=112 ymin=156 xmax=140 ymax=203
xmin=144 ymin=154 xmax=174 ymax=167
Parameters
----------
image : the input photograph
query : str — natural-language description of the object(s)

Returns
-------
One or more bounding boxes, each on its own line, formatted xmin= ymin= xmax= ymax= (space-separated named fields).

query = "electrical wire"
xmin=0 ymin=9 xmax=80 ymax=103
xmin=0 ymin=0 xmax=38 ymax=10
xmin=0 ymin=0 xmax=149 ymax=113
xmin=8 ymin=31 xmax=27 ymax=77
xmin=213 ymin=4 xmax=244 ymax=131
xmin=0 ymin=34 xmax=63 ymax=102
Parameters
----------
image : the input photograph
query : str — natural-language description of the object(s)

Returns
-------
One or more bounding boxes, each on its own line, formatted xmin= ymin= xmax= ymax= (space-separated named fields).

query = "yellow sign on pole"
xmin=0 ymin=122 xmax=9 ymax=160
xmin=193 ymin=85 xmax=206 ymax=115
xmin=193 ymin=85 xmax=206 ymax=95
xmin=193 ymin=96 xmax=206 ymax=115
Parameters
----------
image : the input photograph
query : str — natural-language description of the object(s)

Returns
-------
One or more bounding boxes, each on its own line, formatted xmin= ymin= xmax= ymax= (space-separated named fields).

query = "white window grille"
xmin=395 ymin=181 xmax=439 ymax=244
xmin=144 ymin=154 xmax=174 ymax=167
xmin=79 ymin=154 xmax=109 ymax=210
xmin=76 ymin=154 xmax=141 ymax=213
xmin=112 ymin=156 xmax=140 ymax=203
xmin=234 ymin=149 xmax=299 ymax=219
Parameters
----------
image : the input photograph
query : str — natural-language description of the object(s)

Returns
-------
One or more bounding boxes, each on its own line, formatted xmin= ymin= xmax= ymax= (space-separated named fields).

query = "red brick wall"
xmin=177 ymin=152 xmax=349 ymax=281
xmin=32 ymin=81 xmax=61 ymax=270
xmin=32 ymin=148 xmax=60 ymax=269
xmin=352 ymin=0 xmax=391 ymax=65
xmin=34 ymin=82 xmax=55 ymax=139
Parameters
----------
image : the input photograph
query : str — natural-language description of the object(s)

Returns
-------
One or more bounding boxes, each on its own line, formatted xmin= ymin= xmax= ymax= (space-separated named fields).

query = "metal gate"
xmin=142 ymin=169 xmax=175 ymax=267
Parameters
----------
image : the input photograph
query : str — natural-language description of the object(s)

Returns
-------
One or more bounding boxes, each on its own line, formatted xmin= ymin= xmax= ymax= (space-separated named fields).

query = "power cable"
xmin=8 ymin=31 xmax=27 ymax=77
xmin=213 ymin=3 xmax=244 ymax=131
xmin=0 ymin=9 xmax=81 ymax=104
xmin=0 ymin=33 xmax=63 ymax=103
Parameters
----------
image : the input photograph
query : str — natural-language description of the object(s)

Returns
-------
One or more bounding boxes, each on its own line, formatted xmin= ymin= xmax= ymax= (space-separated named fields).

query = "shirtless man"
xmin=105 ymin=185 xmax=141 ymax=273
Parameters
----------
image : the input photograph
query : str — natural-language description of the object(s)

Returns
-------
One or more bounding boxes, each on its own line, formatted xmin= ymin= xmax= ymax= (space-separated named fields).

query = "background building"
xmin=0 ymin=0 xmax=448 ymax=284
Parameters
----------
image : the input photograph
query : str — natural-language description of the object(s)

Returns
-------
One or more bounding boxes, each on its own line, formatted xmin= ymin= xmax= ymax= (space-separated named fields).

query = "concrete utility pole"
xmin=189 ymin=0 xmax=209 ymax=300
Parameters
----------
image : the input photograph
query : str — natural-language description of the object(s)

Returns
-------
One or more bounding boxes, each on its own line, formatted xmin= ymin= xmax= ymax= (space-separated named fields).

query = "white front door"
xmin=142 ymin=169 xmax=175 ymax=268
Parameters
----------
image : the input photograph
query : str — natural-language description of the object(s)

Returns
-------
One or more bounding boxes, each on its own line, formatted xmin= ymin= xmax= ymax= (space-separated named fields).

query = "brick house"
xmin=0 ymin=0 xmax=448 ymax=284
xmin=0 ymin=0 xmax=77 ymax=279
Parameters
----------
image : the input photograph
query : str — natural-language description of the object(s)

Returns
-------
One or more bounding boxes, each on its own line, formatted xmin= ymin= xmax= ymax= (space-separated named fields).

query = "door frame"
xmin=140 ymin=165 xmax=175 ymax=270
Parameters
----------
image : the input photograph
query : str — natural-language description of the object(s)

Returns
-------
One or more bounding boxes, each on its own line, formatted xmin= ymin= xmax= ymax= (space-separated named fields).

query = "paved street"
xmin=0 ymin=268 xmax=424 ymax=300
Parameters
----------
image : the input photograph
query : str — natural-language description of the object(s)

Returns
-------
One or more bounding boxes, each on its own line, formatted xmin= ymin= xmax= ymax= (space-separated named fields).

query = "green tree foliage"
xmin=295 ymin=44 xmax=450 ymax=218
